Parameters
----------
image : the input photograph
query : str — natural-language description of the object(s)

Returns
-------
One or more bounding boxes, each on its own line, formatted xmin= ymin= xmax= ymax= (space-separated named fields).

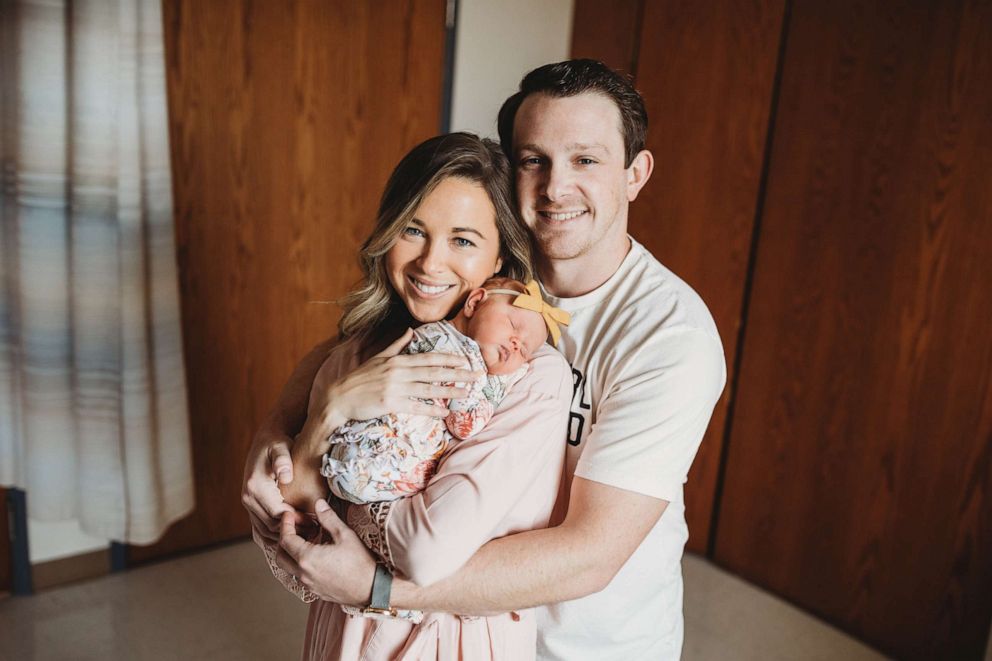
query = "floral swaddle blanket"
xmin=322 ymin=320 xmax=527 ymax=504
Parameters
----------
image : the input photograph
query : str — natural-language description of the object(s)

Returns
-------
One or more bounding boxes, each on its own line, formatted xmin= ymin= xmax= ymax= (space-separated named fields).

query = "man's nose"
xmin=541 ymin=163 xmax=573 ymax=202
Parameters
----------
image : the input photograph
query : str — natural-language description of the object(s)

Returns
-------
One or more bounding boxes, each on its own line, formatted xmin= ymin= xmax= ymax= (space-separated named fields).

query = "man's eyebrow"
xmin=515 ymin=143 xmax=543 ymax=154
xmin=515 ymin=142 xmax=611 ymax=154
xmin=567 ymin=142 xmax=610 ymax=152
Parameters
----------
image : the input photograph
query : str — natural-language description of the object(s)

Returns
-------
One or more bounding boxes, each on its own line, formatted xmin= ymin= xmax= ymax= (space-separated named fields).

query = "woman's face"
xmin=386 ymin=177 xmax=504 ymax=323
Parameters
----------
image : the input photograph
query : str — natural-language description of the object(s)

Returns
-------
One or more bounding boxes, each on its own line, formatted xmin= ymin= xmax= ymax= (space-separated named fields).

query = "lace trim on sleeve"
xmin=347 ymin=501 xmax=395 ymax=572
xmin=252 ymin=527 xmax=318 ymax=603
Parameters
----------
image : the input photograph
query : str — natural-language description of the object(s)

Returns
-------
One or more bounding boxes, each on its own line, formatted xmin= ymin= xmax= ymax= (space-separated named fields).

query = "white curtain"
xmin=0 ymin=0 xmax=194 ymax=545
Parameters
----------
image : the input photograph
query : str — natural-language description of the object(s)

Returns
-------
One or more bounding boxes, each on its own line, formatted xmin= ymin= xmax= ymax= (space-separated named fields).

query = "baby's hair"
xmin=481 ymin=276 xmax=529 ymax=295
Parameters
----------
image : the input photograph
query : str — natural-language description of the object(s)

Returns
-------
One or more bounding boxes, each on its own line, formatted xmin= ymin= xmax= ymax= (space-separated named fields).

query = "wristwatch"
xmin=361 ymin=562 xmax=396 ymax=617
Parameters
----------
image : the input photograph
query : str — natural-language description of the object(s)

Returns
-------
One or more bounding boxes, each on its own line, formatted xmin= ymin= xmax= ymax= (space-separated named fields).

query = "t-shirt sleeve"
xmin=380 ymin=348 xmax=571 ymax=587
xmin=574 ymin=329 xmax=726 ymax=503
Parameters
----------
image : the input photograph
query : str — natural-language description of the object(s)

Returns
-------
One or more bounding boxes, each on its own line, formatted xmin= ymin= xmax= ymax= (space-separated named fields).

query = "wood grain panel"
xmin=622 ymin=0 xmax=786 ymax=553
xmin=714 ymin=1 xmax=992 ymax=658
xmin=570 ymin=0 xmax=644 ymax=75
xmin=129 ymin=0 xmax=446 ymax=563
xmin=0 ymin=488 xmax=9 ymax=593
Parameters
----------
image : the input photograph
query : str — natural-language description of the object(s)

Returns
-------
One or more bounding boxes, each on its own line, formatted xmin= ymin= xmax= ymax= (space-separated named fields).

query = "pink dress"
xmin=265 ymin=337 xmax=571 ymax=660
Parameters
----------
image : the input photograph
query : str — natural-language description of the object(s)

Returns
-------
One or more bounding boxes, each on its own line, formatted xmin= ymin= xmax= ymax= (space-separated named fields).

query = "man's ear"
xmin=461 ymin=288 xmax=488 ymax=318
xmin=626 ymin=149 xmax=654 ymax=202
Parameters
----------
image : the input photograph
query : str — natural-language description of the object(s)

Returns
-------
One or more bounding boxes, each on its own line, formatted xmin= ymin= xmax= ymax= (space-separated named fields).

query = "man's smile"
xmin=538 ymin=208 xmax=588 ymax=222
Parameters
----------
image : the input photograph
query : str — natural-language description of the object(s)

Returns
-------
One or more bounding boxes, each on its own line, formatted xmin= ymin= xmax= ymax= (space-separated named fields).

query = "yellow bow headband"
xmin=487 ymin=280 xmax=571 ymax=346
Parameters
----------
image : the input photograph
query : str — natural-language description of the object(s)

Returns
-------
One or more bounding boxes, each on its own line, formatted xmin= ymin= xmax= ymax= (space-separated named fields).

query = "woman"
xmin=251 ymin=133 xmax=571 ymax=659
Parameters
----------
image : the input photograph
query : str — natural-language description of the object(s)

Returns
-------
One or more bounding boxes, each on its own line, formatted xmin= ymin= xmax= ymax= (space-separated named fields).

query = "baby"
xmin=281 ymin=276 xmax=569 ymax=511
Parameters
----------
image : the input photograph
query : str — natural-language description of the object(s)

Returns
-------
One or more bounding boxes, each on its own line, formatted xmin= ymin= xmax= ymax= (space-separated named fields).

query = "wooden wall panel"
xmin=610 ymin=0 xmax=786 ymax=552
xmin=0 ymin=488 xmax=9 ymax=593
xmin=570 ymin=0 xmax=644 ymax=75
xmin=129 ymin=0 xmax=446 ymax=563
xmin=713 ymin=1 xmax=992 ymax=658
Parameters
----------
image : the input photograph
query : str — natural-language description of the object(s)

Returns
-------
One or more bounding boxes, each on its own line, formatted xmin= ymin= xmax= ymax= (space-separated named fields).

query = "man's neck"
xmin=540 ymin=235 xmax=632 ymax=298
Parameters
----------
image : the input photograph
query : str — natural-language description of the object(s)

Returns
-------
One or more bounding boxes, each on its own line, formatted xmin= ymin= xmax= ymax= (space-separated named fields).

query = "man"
xmin=243 ymin=59 xmax=725 ymax=659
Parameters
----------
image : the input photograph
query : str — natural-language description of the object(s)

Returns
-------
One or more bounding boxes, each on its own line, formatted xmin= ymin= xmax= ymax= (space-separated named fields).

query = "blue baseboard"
xmin=7 ymin=488 xmax=33 ymax=595
xmin=110 ymin=542 xmax=127 ymax=572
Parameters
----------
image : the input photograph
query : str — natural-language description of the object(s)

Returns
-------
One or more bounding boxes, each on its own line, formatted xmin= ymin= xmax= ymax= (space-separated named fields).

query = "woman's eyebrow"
xmin=452 ymin=227 xmax=486 ymax=238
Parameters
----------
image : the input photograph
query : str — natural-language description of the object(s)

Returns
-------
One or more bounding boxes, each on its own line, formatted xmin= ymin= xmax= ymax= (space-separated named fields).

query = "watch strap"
xmin=363 ymin=562 xmax=395 ymax=616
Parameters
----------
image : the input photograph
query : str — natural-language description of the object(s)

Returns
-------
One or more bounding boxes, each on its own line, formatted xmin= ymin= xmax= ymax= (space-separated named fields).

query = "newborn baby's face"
xmin=463 ymin=295 xmax=548 ymax=375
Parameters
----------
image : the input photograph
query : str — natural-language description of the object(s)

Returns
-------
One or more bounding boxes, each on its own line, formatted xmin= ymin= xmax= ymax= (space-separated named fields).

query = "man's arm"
xmin=390 ymin=477 xmax=668 ymax=613
xmin=276 ymin=476 xmax=667 ymax=614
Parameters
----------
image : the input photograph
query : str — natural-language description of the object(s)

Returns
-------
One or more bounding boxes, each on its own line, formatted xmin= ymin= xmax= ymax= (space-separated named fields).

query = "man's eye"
xmin=520 ymin=156 xmax=542 ymax=167
xmin=577 ymin=157 xmax=597 ymax=165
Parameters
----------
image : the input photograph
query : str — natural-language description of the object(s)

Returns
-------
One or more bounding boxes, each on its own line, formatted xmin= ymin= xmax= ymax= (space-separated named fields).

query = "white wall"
xmin=449 ymin=0 xmax=575 ymax=138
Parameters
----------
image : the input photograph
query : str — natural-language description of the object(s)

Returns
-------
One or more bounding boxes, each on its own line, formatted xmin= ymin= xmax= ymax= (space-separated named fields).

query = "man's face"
xmin=512 ymin=92 xmax=633 ymax=262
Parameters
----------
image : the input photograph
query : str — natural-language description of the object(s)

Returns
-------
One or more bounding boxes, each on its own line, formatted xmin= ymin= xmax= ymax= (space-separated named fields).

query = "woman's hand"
xmin=305 ymin=328 xmax=482 ymax=441
xmin=242 ymin=425 xmax=296 ymax=543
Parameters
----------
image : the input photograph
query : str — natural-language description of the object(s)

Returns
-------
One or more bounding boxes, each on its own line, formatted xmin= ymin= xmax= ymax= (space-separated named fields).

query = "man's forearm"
xmin=387 ymin=477 xmax=670 ymax=616
xmin=388 ymin=523 xmax=607 ymax=615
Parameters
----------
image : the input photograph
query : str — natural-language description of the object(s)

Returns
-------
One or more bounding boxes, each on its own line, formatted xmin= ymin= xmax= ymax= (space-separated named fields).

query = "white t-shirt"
xmin=536 ymin=237 xmax=726 ymax=660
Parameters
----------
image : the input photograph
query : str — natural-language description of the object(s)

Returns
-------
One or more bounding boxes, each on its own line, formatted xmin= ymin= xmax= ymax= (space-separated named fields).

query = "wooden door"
xmin=129 ymin=0 xmax=446 ymax=563
xmin=571 ymin=0 xmax=787 ymax=553
xmin=713 ymin=1 xmax=992 ymax=658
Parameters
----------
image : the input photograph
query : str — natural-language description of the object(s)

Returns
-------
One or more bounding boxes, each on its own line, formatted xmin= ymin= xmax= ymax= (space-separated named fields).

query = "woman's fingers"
xmin=269 ymin=443 xmax=294 ymax=485
xmin=372 ymin=327 xmax=414 ymax=358
xmin=392 ymin=350 xmax=472 ymax=369
xmin=406 ymin=382 xmax=471 ymax=401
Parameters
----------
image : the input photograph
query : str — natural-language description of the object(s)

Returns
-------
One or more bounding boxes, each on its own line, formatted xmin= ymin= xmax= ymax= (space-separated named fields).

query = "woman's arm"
xmin=243 ymin=330 xmax=480 ymax=529
xmin=350 ymin=349 xmax=572 ymax=586
xmin=242 ymin=336 xmax=338 ymax=539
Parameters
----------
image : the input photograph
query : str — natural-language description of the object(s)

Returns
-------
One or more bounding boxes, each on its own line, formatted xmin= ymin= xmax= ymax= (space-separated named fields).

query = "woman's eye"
xmin=520 ymin=156 xmax=542 ymax=167
xmin=577 ymin=157 xmax=597 ymax=165
xmin=403 ymin=227 xmax=425 ymax=238
xmin=453 ymin=236 xmax=476 ymax=248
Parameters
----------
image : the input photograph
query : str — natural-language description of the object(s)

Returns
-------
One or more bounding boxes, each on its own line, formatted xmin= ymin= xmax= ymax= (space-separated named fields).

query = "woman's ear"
xmin=461 ymin=288 xmax=488 ymax=318
xmin=494 ymin=255 xmax=504 ymax=275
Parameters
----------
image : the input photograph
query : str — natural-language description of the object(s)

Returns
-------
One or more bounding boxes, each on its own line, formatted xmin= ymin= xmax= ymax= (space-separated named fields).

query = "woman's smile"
xmin=407 ymin=275 xmax=455 ymax=297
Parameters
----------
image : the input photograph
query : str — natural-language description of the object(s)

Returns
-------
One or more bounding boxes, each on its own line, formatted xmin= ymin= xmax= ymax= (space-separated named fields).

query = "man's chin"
xmin=534 ymin=234 xmax=589 ymax=261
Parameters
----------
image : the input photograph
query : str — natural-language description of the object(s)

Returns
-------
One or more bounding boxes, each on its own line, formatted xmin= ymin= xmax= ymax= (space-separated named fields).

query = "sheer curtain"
xmin=0 ymin=0 xmax=194 ymax=544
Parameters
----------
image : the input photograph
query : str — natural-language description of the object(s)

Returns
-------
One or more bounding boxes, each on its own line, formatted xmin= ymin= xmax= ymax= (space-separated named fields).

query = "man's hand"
xmin=242 ymin=426 xmax=296 ymax=543
xmin=275 ymin=499 xmax=378 ymax=605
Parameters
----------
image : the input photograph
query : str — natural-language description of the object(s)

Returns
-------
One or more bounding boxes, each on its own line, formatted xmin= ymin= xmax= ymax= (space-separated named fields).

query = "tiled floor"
xmin=0 ymin=541 xmax=888 ymax=660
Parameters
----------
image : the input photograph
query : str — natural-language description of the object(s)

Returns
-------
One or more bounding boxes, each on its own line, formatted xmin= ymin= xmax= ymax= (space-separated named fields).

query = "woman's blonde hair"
xmin=338 ymin=133 xmax=533 ymax=344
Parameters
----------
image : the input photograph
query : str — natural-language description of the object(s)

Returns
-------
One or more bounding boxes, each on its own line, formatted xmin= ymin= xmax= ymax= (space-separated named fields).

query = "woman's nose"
xmin=417 ymin=241 xmax=446 ymax=274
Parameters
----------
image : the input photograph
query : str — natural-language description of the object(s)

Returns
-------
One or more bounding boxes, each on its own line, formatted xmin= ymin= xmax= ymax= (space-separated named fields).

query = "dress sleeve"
xmin=353 ymin=347 xmax=571 ymax=587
